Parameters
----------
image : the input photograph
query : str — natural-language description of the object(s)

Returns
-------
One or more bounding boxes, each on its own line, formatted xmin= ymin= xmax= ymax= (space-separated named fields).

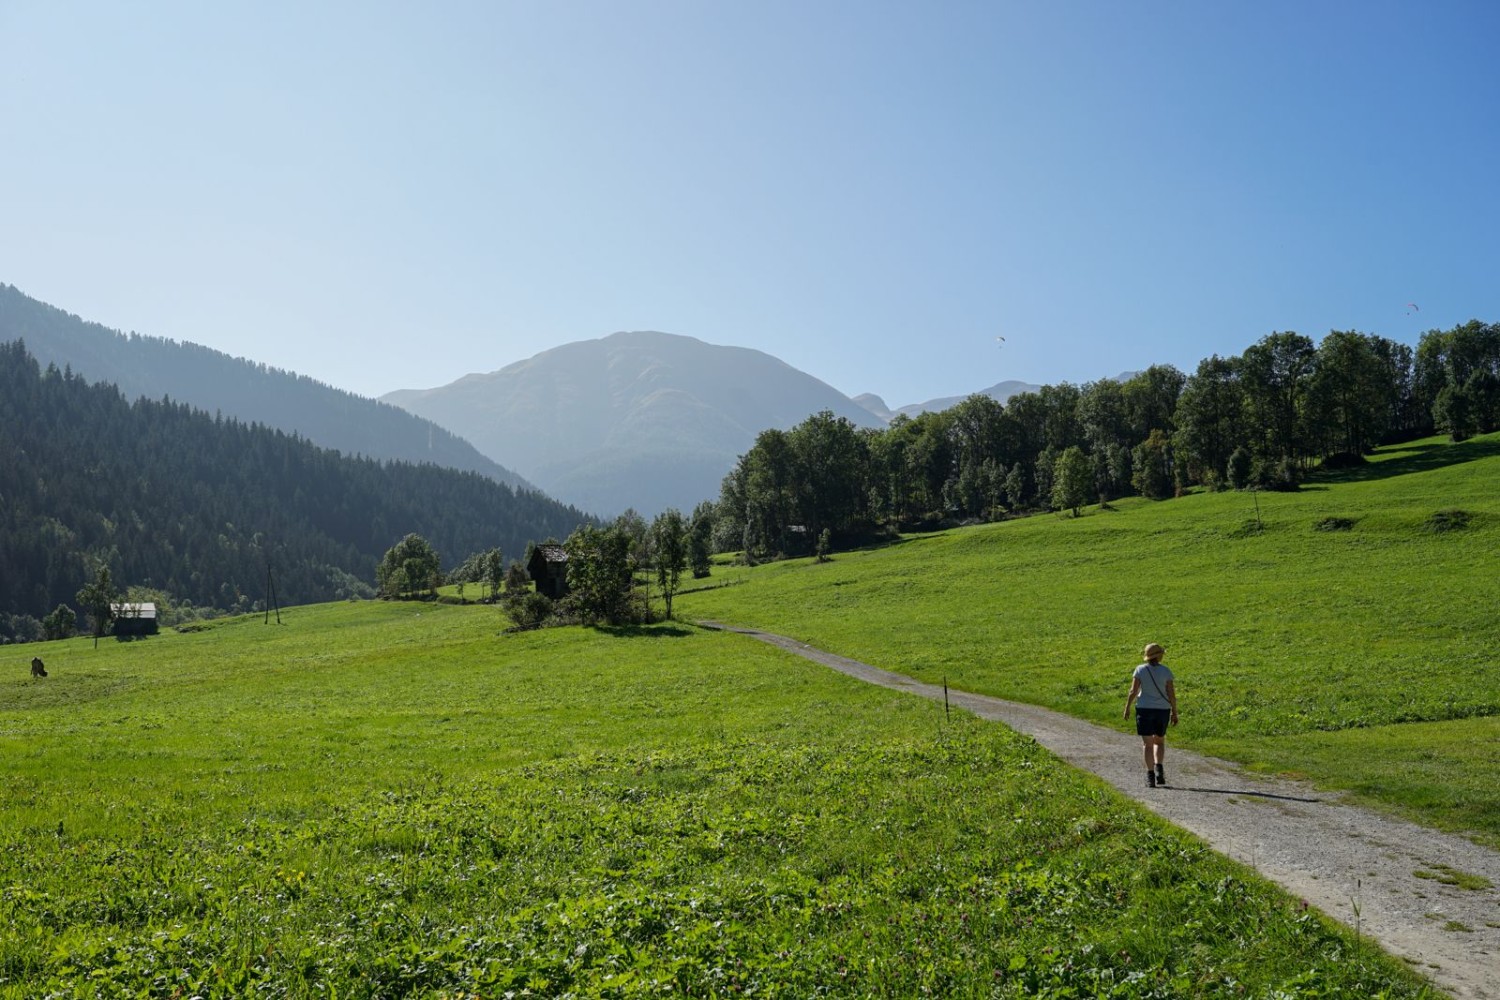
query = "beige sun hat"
xmin=1143 ymin=642 xmax=1165 ymax=660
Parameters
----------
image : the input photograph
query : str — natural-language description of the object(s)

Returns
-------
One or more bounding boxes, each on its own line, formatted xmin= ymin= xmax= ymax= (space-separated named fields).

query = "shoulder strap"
xmin=1141 ymin=663 xmax=1168 ymax=702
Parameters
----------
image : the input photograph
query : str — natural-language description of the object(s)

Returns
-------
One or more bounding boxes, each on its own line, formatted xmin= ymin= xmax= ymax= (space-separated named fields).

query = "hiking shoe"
xmin=1146 ymin=771 xmax=1157 ymax=789
xmin=1155 ymin=766 xmax=1167 ymax=786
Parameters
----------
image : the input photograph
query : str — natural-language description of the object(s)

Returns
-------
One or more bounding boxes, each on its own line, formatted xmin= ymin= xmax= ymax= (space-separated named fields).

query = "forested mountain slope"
xmin=0 ymin=283 xmax=537 ymax=494
xmin=0 ymin=341 xmax=589 ymax=624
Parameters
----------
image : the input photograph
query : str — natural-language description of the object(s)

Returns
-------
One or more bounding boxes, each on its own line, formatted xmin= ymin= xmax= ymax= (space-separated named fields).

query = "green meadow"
xmin=2 ymin=600 xmax=1438 ymax=996
xmin=678 ymin=432 xmax=1500 ymax=849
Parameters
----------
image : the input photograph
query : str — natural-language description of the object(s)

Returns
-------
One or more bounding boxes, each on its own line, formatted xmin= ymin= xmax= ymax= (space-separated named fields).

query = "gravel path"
xmin=701 ymin=622 xmax=1500 ymax=1000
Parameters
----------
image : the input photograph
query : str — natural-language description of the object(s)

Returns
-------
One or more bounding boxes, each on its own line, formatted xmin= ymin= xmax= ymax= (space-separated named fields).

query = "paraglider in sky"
xmin=995 ymin=336 xmax=1006 ymax=347
xmin=1406 ymin=302 xmax=1420 ymax=315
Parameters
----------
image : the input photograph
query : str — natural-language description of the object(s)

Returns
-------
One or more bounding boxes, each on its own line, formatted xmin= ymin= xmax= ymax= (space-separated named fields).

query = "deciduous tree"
xmin=1051 ymin=445 xmax=1093 ymax=517
xmin=1131 ymin=430 xmax=1174 ymax=500
xmin=564 ymin=524 xmax=639 ymax=626
xmin=75 ymin=565 xmax=115 ymax=648
xmin=376 ymin=534 xmax=441 ymax=599
xmin=650 ymin=508 xmax=688 ymax=619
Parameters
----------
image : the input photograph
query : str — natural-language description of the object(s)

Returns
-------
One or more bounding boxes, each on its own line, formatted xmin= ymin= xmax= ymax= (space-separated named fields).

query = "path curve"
xmin=701 ymin=622 xmax=1500 ymax=1000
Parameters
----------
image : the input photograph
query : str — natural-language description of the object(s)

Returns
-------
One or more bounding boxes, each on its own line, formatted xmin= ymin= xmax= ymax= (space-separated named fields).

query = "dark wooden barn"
xmin=527 ymin=544 xmax=570 ymax=600
xmin=111 ymin=602 xmax=159 ymax=636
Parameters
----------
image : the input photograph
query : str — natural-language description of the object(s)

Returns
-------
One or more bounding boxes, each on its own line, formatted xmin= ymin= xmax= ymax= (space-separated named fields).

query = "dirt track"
xmin=701 ymin=622 xmax=1500 ymax=1000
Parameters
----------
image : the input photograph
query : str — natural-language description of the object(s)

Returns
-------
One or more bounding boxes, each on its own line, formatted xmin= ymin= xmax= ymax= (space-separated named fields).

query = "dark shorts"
xmin=1135 ymin=707 xmax=1171 ymax=737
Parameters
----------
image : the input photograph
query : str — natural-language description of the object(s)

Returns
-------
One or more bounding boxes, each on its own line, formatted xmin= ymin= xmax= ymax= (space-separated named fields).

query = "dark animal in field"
xmin=30 ymin=657 xmax=47 ymax=678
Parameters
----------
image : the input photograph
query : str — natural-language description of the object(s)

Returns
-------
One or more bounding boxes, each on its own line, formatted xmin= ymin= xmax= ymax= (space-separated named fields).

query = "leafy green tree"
xmin=484 ymin=547 xmax=505 ymax=602
xmin=1306 ymin=331 xmax=1392 ymax=457
xmin=788 ymin=410 xmax=868 ymax=545
xmin=688 ymin=501 xmax=714 ymax=579
xmin=1033 ymin=446 xmax=1059 ymax=506
xmin=1037 ymin=383 xmax=1085 ymax=452
xmin=1240 ymin=332 xmax=1315 ymax=465
xmin=900 ymin=411 xmax=953 ymax=521
xmin=564 ymin=524 xmax=640 ymax=626
xmin=650 ymin=508 xmax=689 ymax=619
xmin=739 ymin=428 xmax=796 ymax=557
xmin=1050 ymin=445 xmax=1093 ymax=516
xmin=376 ymin=534 xmax=441 ymax=599
xmin=815 ymin=527 xmax=832 ymax=563
xmin=504 ymin=559 xmax=531 ymax=594
xmin=75 ymin=565 xmax=116 ymax=648
xmin=1003 ymin=462 xmax=1029 ymax=509
xmin=1103 ymin=443 xmax=1132 ymax=500
xmin=1002 ymin=392 xmax=1049 ymax=473
xmin=614 ymin=509 xmax=650 ymax=585
xmin=1466 ymin=369 xmax=1500 ymax=434
xmin=1079 ymin=379 xmax=1129 ymax=456
xmin=1121 ymin=365 xmax=1186 ymax=444
xmin=1173 ymin=354 xmax=1243 ymax=485
xmin=1131 ymin=430 xmax=1174 ymax=500
xmin=947 ymin=394 xmax=1006 ymax=517
xmin=1433 ymin=384 xmax=1476 ymax=442
xmin=499 ymin=556 xmax=552 ymax=628
xmin=1 ymin=613 xmax=43 ymax=644
xmin=1415 ymin=322 xmax=1500 ymax=439
xmin=1369 ymin=337 xmax=1421 ymax=439
xmin=41 ymin=604 xmax=76 ymax=641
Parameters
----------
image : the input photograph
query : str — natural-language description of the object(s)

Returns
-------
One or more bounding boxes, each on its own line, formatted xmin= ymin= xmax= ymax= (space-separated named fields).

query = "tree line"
xmin=0 ymin=340 xmax=590 ymax=641
xmin=711 ymin=321 xmax=1498 ymax=559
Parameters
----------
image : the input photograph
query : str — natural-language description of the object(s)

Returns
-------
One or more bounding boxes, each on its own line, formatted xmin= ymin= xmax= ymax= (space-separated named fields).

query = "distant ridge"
xmin=855 ymin=373 xmax=1140 ymax=421
xmin=884 ymin=379 xmax=1043 ymax=419
xmin=384 ymin=331 xmax=886 ymax=516
xmin=0 ymin=283 xmax=537 ymax=493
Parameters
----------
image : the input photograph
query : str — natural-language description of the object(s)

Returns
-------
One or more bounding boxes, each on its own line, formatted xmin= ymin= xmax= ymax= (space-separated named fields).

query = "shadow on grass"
xmin=1314 ymin=436 xmax=1500 ymax=484
xmin=674 ymin=579 xmax=744 ymax=597
xmin=594 ymin=624 xmax=695 ymax=639
xmin=1173 ymin=785 xmax=1321 ymax=804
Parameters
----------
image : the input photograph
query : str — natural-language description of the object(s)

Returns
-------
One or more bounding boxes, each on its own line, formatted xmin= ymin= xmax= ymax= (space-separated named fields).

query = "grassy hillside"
xmin=678 ymin=433 xmax=1500 ymax=847
xmin=1 ymin=603 xmax=1434 ymax=996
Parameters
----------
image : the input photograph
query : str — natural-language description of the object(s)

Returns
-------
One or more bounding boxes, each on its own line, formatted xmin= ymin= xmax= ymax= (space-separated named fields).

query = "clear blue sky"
xmin=3 ymin=1 xmax=1497 ymax=407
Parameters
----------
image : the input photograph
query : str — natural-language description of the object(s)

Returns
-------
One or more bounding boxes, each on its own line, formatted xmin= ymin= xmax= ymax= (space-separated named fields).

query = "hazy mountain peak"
xmin=383 ymin=331 xmax=884 ymax=516
xmin=852 ymin=392 xmax=894 ymax=422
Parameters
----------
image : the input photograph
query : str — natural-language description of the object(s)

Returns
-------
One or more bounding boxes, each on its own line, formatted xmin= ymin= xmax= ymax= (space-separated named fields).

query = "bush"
xmin=1320 ymin=452 xmax=1367 ymax=470
xmin=504 ymin=591 xmax=555 ymax=628
xmin=1251 ymin=456 xmax=1301 ymax=492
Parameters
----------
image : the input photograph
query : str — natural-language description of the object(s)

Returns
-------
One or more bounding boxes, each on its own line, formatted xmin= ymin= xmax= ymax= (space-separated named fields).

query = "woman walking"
xmin=1123 ymin=642 xmax=1177 ymax=788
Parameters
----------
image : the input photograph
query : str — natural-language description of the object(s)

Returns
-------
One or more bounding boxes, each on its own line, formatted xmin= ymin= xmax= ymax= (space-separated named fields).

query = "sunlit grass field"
xmin=678 ymin=433 xmax=1500 ymax=848
xmin=2 ymin=602 xmax=1437 ymax=997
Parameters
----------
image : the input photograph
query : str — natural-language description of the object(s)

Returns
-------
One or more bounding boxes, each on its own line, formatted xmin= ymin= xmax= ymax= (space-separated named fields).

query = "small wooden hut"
xmin=527 ymin=544 xmax=570 ymax=600
xmin=110 ymin=602 xmax=159 ymax=636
